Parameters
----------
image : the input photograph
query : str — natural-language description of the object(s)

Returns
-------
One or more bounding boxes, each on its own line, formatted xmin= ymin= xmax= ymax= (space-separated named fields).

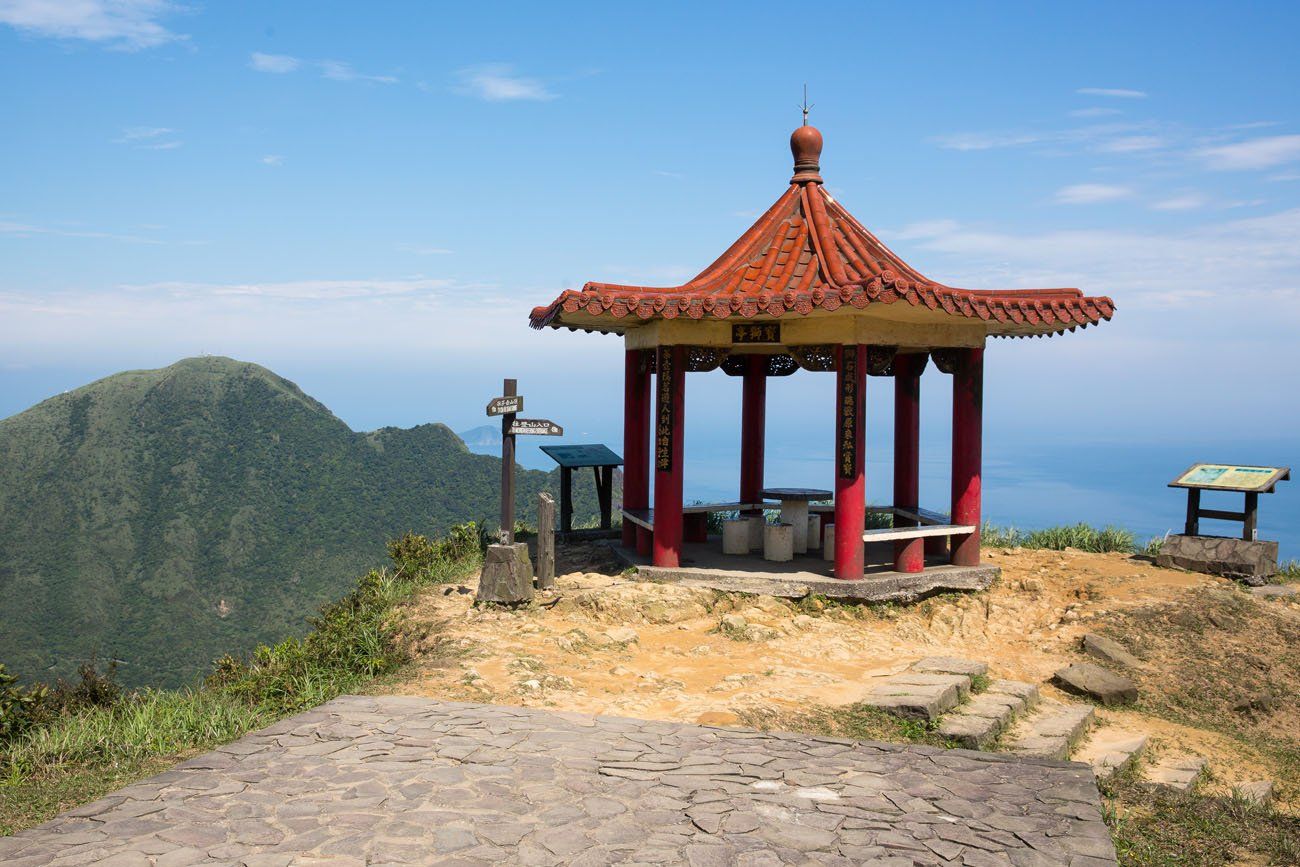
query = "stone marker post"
xmin=537 ymin=493 xmax=556 ymax=590
xmin=477 ymin=543 xmax=535 ymax=604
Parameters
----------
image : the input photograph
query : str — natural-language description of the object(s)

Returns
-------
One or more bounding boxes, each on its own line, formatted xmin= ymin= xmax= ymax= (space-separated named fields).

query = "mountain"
xmin=0 ymin=357 xmax=601 ymax=689
xmin=457 ymin=424 xmax=501 ymax=453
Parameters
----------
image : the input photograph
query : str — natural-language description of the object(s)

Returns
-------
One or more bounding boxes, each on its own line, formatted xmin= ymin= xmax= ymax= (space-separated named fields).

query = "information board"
xmin=1170 ymin=464 xmax=1289 ymax=493
xmin=540 ymin=444 xmax=623 ymax=469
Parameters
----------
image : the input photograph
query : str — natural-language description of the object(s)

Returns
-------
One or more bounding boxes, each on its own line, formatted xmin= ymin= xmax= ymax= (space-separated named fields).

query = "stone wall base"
xmin=1155 ymin=534 xmax=1278 ymax=585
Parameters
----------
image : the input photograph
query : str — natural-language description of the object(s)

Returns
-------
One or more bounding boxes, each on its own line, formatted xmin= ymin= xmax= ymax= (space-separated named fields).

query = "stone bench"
xmin=622 ymin=502 xmax=775 ymax=543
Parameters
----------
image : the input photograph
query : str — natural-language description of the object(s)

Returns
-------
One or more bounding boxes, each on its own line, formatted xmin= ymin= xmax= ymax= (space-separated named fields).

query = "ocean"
xmin=502 ymin=436 xmax=1298 ymax=562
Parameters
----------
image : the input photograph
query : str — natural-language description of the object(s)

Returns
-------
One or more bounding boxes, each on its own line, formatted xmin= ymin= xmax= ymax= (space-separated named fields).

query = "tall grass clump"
xmin=1 ymin=523 xmax=483 ymax=831
xmin=982 ymin=522 xmax=1137 ymax=554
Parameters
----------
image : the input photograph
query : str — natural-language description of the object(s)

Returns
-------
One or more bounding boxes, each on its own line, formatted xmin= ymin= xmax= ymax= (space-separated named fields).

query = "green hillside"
xmin=0 ymin=357 xmax=601 ymax=689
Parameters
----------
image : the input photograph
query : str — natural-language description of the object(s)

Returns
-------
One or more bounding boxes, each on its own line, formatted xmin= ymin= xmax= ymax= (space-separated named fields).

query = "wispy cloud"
xmin=1095 ymin=135 xmax=1164 ymax=153
xmin=395 ymin=243 xmax=453 ymax=256
xmin=113 ymin=125 xmax=181 ymax=150
xmin=260 ymin=154 xmax=284 ymax=166
xmin=1055 ymin=183 xmax=1133 ymax=205
xmin=249 ymin=52 xmax=300 ymax=73
xmin=932 ymin=131 xmax=1045 ymax=151
xmin=890 ymin=209 xmax=1300 ymax=312
xmin=0 ymin=0 xmax=185 ymax=50
xmin=1198 ymin=134 xmax=1300 ymax=171
xmin=319 ymin=60 xmax=397 ymax=84
xmin=119 ymin=278 xmax=453 ymax=300
xmin=456 ymin=64 xmax=556 ymax=102
xmin=1076 ymin=87 xmax=1148 ymax=99
xmin=1069 ymin=107 xmax=1122 ymax=118
xmin=1 ymin=218 xmax=162 ymax=244
xmin=1150 ymin=193 xmax=1208 ymax=211
xmin=247 ymin=52 xmax=397 ymax=84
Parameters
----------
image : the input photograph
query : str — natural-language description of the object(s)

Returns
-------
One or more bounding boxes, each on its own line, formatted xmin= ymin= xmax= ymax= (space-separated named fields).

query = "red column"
xmin=739 ymin=355 xmax=767 ymax=510
xmin=893 ymin=353 xmax=924 ymax=573
xmin=621 ymin=348 xmax=650 ymax=548
xmin=833 ymin=344 xmax=866 ymax=580
xmin=652 ymin=345 xmax=685 ymax=567
xmin=951 ymin=347 xmax=984 ymax=567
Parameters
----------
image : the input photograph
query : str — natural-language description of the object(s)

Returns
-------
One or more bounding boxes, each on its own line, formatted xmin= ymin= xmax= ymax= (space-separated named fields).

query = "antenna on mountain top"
xmin=799 ymin=84 xmax=813 ymax=126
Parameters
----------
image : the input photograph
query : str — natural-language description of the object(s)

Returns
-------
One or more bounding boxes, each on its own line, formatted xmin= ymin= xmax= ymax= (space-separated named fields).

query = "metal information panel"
xmin=1170 ymin=464 xmax=1290 ymax=493
xmin=540 ymin=444 xmax=622 ymax=468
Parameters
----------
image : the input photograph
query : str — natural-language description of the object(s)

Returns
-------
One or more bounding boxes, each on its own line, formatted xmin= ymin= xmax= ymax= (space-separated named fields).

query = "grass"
xmin=1102 ymin=766 xmax=1300 ymax=866
xmin=983 ymin=521 xmax=1141 ymax=554
xmin=736 ymin=702 xmax=955 ymax=749
xmin=0 ymin=524 xmax=483 ymax=835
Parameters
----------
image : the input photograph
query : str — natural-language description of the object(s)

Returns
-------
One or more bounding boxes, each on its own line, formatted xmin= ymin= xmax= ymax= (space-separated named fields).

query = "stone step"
xmin=1001 ymin=700 xmax=1096 ymax=760
xmin=864 ymin=669 xmax=973 ymax=722
xmin=910 ymin=656 xmax=989 ymax=678
xmin=1071 ymin=728 xmax=1149 ymax=782
xmin=936 ymin=679 xmax=1039 ymax=750
xmin=1146 ymin=755 xmax=1207 ymax=792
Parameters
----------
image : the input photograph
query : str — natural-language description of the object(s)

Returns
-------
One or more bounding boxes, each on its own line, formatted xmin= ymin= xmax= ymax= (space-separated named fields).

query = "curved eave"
xmin=529 ymin=282 xmax=1115 ymax=338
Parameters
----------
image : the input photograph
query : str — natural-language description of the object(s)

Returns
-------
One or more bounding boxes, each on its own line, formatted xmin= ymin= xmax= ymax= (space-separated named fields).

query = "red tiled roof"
xmin=530 ymin=126 xmax=1114 ymax=338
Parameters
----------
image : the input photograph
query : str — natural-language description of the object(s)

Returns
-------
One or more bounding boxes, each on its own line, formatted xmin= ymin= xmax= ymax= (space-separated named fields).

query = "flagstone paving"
xmin=1 ymin=695 xmax=1117 ymax=866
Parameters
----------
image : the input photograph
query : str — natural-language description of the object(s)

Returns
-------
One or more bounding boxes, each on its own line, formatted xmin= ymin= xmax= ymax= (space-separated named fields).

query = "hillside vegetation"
xmin=0 ymin=357 xmax=600 ymax=689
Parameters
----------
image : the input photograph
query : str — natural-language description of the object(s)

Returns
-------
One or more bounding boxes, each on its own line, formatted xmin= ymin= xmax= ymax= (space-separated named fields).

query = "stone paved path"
xmin=2 ymin=695 xmax=1117 ymax=866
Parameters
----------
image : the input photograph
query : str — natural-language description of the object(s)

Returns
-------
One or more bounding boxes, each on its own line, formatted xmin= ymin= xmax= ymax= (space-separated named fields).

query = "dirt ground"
xmin=385 ymin=542 xmax=1300 ymax=809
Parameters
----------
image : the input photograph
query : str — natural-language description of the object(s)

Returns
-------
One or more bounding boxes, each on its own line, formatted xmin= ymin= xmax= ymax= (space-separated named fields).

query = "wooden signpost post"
xmin=486 ymin=378 xmax=564 ymax=543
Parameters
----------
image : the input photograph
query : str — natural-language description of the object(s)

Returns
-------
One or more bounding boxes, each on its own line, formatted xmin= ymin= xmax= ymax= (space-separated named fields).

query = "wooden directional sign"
xmin=509 ymin=418 xmax=563 ymax=437
xmin=486 ymin=394 xmax=523 ymax=416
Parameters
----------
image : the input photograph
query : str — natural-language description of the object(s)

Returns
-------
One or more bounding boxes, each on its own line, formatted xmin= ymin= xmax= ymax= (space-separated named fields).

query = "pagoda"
xmin=530 ymin=124 xmax=1114 ymax=582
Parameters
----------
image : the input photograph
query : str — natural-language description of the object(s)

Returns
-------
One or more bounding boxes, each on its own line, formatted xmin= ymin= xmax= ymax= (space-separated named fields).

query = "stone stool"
xmin=745 ymin=514 xmax=765 ymax=551
xmin=806 ymin=515 xmax=821 ymax=557
xmin=822 ymin=523 xmax=835 ymax=561
xmin=764 ymin=522 xmax=794 ymax=562
xmin=721 ymin=518 xmax=751 ymax=555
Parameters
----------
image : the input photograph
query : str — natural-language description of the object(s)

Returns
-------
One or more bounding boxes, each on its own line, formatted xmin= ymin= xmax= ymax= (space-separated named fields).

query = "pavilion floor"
xmin=610 ymin=538 xmax=999 ymax=603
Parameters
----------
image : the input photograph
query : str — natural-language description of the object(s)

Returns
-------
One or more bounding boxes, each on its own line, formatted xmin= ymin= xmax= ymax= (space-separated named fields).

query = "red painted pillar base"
xmin=951 ymin=347 xmax=984 ymax=567
xmin=893 ymin=353 xmax=924 ymax=573
xmin=740 ymin=356 xmax=767 ymax=513
xmin=833 ymin=345 xmax=866 ymax=580
xmin=652 ymin=345 xmax=685 ymax=567
xmin=621 ymin=349 xmax=650 ymax=549
xmin=636 ymin=525 xmax=652 ymax=557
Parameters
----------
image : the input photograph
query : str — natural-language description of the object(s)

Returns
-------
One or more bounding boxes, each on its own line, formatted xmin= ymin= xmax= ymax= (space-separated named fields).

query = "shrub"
xmin=0 ymin=664 xmax=49 ymax=741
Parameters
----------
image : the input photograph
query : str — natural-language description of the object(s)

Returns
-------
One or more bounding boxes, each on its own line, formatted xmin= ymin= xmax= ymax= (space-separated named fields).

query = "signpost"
xmin=489 ymin=378 xmax=563 ymax=543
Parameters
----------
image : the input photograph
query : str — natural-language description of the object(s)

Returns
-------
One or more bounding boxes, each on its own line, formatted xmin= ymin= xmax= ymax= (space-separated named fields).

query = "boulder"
xmin=1235 ymin=780 xmax=1274 ymax=806
xmin=1081 ymin=633 xmax=1142 ymax=669
xmin=477 ymin=543 xmax=535 ymax=605
xmin=1052 ymin=662 xmax=1138 ymax=706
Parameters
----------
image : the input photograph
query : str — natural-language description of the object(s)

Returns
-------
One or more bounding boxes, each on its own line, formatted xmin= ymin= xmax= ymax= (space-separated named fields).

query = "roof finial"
xmin=799 ymin=84 xmax=813 ymax=127
xmin=789 ymin=93 xmax=823 ymax=185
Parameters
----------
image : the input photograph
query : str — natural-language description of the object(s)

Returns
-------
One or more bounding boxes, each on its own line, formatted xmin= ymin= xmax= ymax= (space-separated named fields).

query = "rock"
xmin=602 ymin=627 xmax=639 ymax=645
xmin=1020 ymin=578 xmax=1044 ymax=592
xmin=1052 ymin=663 xmax=1138 ymax=706
xmin=1234 ymin=780 xmax=1273 ymax=806
xmin=1231 ymin=689 xmax=1277 ymax=714
xmin=1081 ymin=633 xmax=1142 ymax=669
xmin=476 ymin=543 xmax=535 ymax=605
xmin=720 ymin=613 xmax=747 ymax=631
xmin=910 ymin=656 xmax=988 ymax=677
xmin=1156 ymin=534 xmax=1278 ymax=583
xmin=1251 ymin=584 xmax=1298 ymax=599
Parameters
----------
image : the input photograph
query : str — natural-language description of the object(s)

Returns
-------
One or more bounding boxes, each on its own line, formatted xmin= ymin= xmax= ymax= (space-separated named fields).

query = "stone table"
xmin=2 ymin=695 xmax=1117 ymax=865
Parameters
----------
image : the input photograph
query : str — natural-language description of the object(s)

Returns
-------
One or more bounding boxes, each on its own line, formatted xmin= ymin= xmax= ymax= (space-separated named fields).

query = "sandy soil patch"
xmin=385 ymin=542 xmax=1299 ymax=807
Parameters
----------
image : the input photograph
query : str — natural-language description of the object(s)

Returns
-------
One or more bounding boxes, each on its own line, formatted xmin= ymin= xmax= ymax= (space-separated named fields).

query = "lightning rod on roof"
xmin=799 ymin=84 xmax=813 ymax=126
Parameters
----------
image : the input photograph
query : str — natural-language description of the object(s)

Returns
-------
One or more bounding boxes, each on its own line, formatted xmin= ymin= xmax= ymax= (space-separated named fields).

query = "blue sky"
xmin=2 ymin=1 xmax=1298 ymax=480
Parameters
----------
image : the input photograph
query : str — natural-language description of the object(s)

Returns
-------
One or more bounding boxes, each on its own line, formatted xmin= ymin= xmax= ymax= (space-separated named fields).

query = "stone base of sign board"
xmin=477 ymin=542 xmax=534 ymax=604
xmin=1155 ymin=534 xmax=1278 ymax=585
xmin=609 ymin=540 xmax=998 ymax=604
